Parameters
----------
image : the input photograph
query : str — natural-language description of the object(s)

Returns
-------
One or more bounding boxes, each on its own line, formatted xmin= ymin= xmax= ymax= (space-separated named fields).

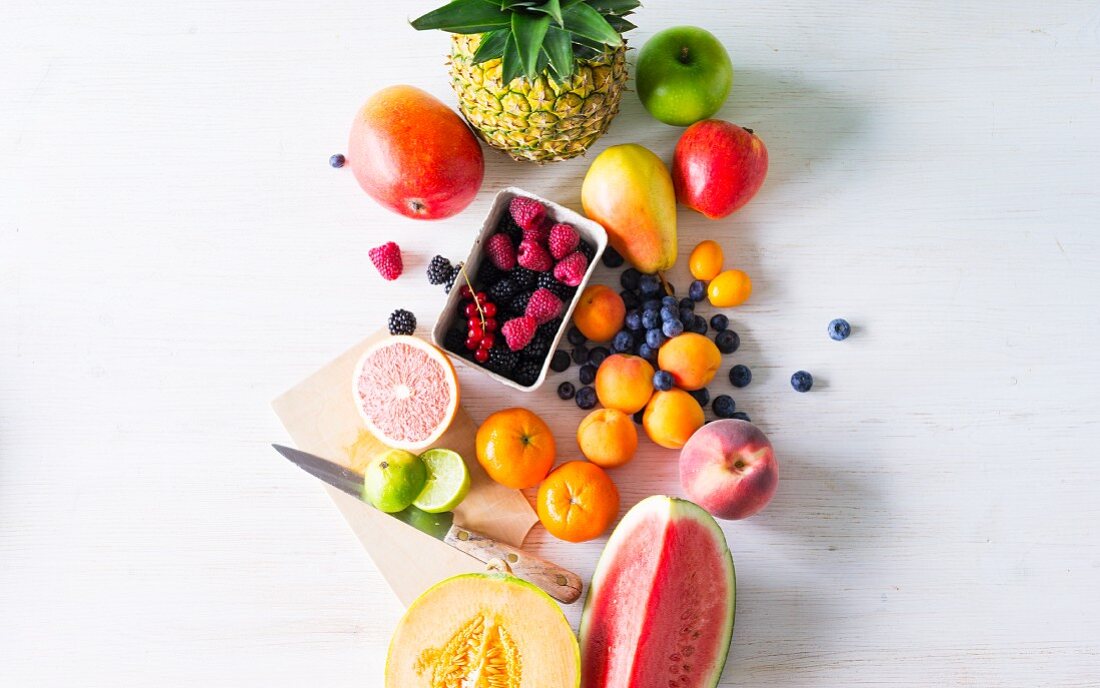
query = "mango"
xmin=581 ymin=144 xmax=677 ymax=273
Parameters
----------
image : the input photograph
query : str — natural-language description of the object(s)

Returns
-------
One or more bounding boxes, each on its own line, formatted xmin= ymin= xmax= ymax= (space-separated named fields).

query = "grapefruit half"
xmin=352 ymin=336 xmax=459 ymax=452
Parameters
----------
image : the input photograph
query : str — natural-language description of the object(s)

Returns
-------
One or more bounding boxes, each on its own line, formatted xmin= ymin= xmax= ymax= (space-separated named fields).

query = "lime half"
xmin=413 ymin=448 xmax=471 ymax=514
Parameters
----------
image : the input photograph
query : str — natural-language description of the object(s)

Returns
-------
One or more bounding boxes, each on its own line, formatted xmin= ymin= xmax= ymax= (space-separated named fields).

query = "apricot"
xmin=572 ymin=285 xmax=626 ymax=342
xmin=657 ymin=333 xmax=722 ymax=390
xmin=708 ymin=269 xmax=752 ymax=307
xmin=577 ymin=408 xmax=639 ymax=469
xmin=689 ymin=240 xmax=724 ymax=281
xmin=595 ymin=354 xmax=655 ymax=414
xmin=643 ymin=389 xmax=705 ymax=449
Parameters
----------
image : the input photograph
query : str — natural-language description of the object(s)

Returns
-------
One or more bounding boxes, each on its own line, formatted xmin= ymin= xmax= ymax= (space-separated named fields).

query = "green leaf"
xmin=528 ymin=0 xmax=564 ymax=26
xmin=563 ymin=2 xmax=621 ymax=46
xmin=501 ymin=0 xmax=539 ymax=7
xmin=472 ymin=29 xmax=509 ymax=63
xmin=501 ymin=32 xmax=524 ymax=84
xmin=585 ymin=0 xmax=641 ymax=15
xmin=606 ymin=15 xmax=636 ymax=33
xmin=511 ymin=12 xmax=551 ymax=78
xmin=411 ymin=0 xmax=510 ymax=34
xmin=543 ymin=25 xmax=574 ymax=78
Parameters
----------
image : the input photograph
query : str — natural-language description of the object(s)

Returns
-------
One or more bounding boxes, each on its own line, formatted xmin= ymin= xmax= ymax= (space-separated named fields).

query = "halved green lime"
xmin=413 ymin=448 xmax=471 ymax=514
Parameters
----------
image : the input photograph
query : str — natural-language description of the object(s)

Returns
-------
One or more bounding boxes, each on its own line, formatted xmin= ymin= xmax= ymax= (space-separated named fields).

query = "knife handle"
xmin=444 ymin=525 xmax=583 ymax=604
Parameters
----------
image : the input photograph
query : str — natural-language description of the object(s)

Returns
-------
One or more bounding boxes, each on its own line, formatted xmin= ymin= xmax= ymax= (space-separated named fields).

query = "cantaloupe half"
xmin=386 ymin=573 xmax=580 ymax=688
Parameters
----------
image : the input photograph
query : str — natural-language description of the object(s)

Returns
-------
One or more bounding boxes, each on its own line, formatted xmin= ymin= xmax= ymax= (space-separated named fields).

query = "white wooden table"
xmin=3 ymin=1 xmax=1099 ymax=685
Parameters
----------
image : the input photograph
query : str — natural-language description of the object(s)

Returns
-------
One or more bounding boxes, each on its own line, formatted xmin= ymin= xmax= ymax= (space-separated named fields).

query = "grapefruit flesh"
xmin=353 ymin=336 xmax=459 ymax=451
xmin=580 ymin=496 xmax=735 ymax=688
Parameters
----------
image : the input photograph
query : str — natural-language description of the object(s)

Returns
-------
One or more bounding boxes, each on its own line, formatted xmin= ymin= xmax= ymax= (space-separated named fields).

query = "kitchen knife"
xmin=272 ymin=444 xmax=582 ymax=604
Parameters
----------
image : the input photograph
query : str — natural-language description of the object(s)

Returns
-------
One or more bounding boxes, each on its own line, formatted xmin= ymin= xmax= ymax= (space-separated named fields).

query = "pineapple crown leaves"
xmin=411 ymin=0 xmax=640 ymax=82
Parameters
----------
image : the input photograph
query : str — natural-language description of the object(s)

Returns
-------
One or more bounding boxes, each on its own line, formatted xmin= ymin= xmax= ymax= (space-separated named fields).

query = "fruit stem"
xmin=678 ymin=46 xmax=691 ymax=64
xmin=459 ymin=265 xmax=487 ymax=328
xmin=742 ymin=127 xmax=754 ymax=135
xmin=657 ymin=271 xmax=672 ymax=296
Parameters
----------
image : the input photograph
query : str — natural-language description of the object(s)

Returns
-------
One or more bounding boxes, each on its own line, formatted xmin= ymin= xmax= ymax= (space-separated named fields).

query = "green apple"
xmin=635 ymin=26 xmax=733 ymax=126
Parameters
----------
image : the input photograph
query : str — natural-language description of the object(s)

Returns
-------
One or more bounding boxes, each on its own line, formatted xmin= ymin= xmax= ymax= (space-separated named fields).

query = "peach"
xmin=679 ymin=419 xmax=777 ymax=520
xmin=572 ymin=285 xmax=626 ymax=342
xmin=595 ymin=354 xmax=655 ymax=414
xmin=577 ymin=408 xmax=639 ymax=469
xmin=657 ymin=333 xmax=721 ymax=390
xmin=642 ymin=389 xmax=705 ymax=449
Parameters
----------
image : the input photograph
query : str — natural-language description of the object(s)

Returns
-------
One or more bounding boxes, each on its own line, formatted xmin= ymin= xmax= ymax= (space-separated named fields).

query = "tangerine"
xmin=475 ymin=408 xmax=556 ymax=489
xmin=537 ymin=461 xmax=620 ymax=542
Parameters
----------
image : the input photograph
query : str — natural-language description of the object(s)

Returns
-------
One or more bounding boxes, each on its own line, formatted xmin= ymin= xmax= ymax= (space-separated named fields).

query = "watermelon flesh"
xmin=580 ymin=496 xmax=735 ymax=688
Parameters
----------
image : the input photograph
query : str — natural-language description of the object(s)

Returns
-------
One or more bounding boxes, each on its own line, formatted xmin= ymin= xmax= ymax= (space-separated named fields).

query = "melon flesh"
xmin=386 ymin=573 xmax=580 ymax=688
xmin=580 ymin=496 xmax=735 ymax=688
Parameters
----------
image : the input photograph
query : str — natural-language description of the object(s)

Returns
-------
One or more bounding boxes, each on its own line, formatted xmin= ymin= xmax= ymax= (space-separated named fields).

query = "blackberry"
xmin=713 ymin=395 xmax=736 ymax=418
xmin=689 ymin=387 xmax=711 ymax=408
xmin=715 ymin=329 xmax=740 ymax=354
xmin=579 ymin=364 xmax=597 ymax=385
xmin=488 ymin=278 xmax=519 ymax=304
xmin=387 ymin=309 xmax=416 ymax=335
xmin=426 ymin=255 xmax=453 ymax=285
xmin=577 ymin=239 xmax=595 ymax=262
xmin=620 ymin=268 xmax=641 ymax=291
xmin=571 ymin=345 xmax=589 ymax=365
xmin=558 ymin=381 xmax=576 ymax=400
xmin=601 ymin=246 xmax=624 ymax=268
xmin=550 ymin=350 xmax=571 ymax=372
xmin=575 ymin=385 xmax=597 ymax=409
xmin=443 ymin=327 xmax=465 ymax=355
xmin=537 ymin=317 xmax=564 ymax=342
xmin=537 ymin=272 xmax=571 ymax=299
xmin=526 ymin=331 xmax=554 ymax=360
xmin=476 ymin=261 xmax=504 ymax=286
xmin=444 ymin=263 xmax=464 ymax=293
xmin=512 ymin=359 xmax=542 ymax=387
xmin=511 ymin=267 xmax=538 ymax=290
xmin=487 ymin=346 xmax=519 ymax=375
xmin=508 ymin=291 xmax=532 ymax=316
xmin=499 ymin=216 xmax=524 ymax=246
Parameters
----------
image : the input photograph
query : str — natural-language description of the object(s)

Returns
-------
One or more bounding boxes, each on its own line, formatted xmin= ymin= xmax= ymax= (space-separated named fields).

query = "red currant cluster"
xmin=459 ymin=285 xmax=498 ymax=363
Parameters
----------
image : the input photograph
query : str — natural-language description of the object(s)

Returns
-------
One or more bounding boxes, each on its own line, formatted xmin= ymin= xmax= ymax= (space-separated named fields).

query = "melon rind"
xmin=579 ymin=495 xmax=736 ymax=688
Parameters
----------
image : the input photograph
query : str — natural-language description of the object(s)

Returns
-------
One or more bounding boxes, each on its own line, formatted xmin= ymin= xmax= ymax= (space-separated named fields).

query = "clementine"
xmin=476 ymin=408 xmax=556 ymax=489
xmin=537 ymin=461 xmax=620 ymax=542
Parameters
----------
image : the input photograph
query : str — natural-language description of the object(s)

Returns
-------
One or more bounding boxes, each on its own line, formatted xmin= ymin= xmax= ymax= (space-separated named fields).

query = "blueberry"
xmin=730 ymin=411 xmax=751 ymax=421
xmin=679 ymin=307 xmax=694 ymax=323
xmin=557 ymin=381 xmax=576 ymax=400
xmin=602 ymin=246 xmax=624 ymax=268
xmin=679 ymin=297 xmax=695 ymax=311
xmin=567 ymin=326 xmax=587 ymax=346
xmin=688 ymin=387 xmax=710 ymax=408
xmin=642 ymin=309 xmax=660 ymax=330
xmin=653 ymin=370 xmax=674 ymax=391
xmin=632 ymin=409 xmax=645 ymax=425
xmin=575 ymin=385 xmax=597 ymax=409
xmin=710 ymin=314 xmax=728 ymax=331
xmin=329 ymin=153 xmax=346 ymax=168
xmin=588 ymin=346 xmax=610 ymax=366
xmin=661 ymin=295 xmax=678 ymax=309
xmin=791 ymin=370 xmax=813 ymax=392
xmin=662 ymin=319 xmax=684 ymax=337
xmin=689 ymin=280 xmax=706 ymax=302
xmin=638 ymin=343 xmax=657 ymax=362
xmin=660 ymin=306 xmax=679 ymax=323
xmin=612 ymin=330 xmax=634 ymax=353
xmin=715 ymin=330 xmax=740 ymax=354
xmin=713 ymin=394 xmax=736 ymax=418
xmin=550 ymin=350 xmax=571 ymax=372
xmin=828 ymin=318 xmax=851 ymax=341
xmin=572 ymin=345 xmax=589 ymax=365
xmin=620 ymin=268 xmax=641 ymax=291
xmin=639 ymin=274 xmax=661 ymax=295
xmin=620 ymin=290 xmax=640 ymax=310
xmin=645 ymin=328 xmax=666 ymax=349
xmin=642 ymin=298 xmax=661 ymax=312
xmin=688 ymin=315 xmax=708 ymax=334
xmin=729 ymin=364 xmax=752 ymax=388
xmin=625 ymin=311 xmax=643 ymax=331
xmin=579 ymin=364 xmax=598 ymax=385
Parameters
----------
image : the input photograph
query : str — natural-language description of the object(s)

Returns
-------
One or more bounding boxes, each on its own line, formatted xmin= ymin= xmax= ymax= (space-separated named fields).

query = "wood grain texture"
xmin=2 ymin=0 xmax=1099 ymax=686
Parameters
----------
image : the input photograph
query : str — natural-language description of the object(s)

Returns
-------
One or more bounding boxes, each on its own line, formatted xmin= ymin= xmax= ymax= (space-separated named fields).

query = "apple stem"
xmin=678 ymin=46 xmax=691 ymax=64
xmin=742 ymin=127 xmax=754 ymax=135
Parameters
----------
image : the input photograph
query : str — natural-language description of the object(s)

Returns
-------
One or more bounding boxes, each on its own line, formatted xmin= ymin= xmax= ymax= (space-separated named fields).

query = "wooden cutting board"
xmin=271 ymin=331 xmax=539 ymax=606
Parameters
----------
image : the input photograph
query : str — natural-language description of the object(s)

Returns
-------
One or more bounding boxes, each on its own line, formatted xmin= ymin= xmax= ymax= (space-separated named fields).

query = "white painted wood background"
xmin=3 ymin=1 xmax=1099 ymax=685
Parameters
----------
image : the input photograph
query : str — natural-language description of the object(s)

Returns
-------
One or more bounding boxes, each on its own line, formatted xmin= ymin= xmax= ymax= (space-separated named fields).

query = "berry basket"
xmin=432 ymin=187 xmax=608 ymax=391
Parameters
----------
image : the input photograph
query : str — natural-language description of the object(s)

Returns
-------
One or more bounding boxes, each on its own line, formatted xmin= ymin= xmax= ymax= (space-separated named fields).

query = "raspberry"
xmin=548 ymin=223 xmax=580 ymax=260
xmin=426 ymin=255 xmax=453 ymax=285
xmin=517 ymin=239 xmax=552 ymax=272
xmin=523 ymin=221 xmax=550 ymax=246
xmin=509 ymin=196 xmax=546 ymax=232
xmin=485 ymin=233 xmax=516 ymax=270
xmin=502 ymin=315 xmax=538 ymax=351
xmin=553 ymin=251 xmax=588 ymax=287
xmin=387 ymin=309 xmax=416 ymax=335
xmin=525 ymin=288 xmax=564 ymax=325
xmin=369 ymin=242 xmax=403 ymax=281
xmin=444 ymin=263 xmax=464 ymax=293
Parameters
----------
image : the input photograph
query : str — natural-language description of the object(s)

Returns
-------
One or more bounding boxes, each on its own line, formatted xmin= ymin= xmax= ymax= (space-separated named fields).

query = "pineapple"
xmin=412 ymin=0 xmax=641 ymax=163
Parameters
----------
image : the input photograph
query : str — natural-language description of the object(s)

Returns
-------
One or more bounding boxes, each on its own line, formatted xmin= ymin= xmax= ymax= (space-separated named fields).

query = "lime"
xmin=412 ymin=448 xmax=471 ymax=514
xmin=363 ymin=449 xmax=427 ymax=513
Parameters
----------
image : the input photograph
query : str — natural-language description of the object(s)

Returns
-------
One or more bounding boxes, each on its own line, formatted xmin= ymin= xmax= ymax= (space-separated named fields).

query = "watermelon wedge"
xmin=580 ymin=496 xmax=735 ymax=688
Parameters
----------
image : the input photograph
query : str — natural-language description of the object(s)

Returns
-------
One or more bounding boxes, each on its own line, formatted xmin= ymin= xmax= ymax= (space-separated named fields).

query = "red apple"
xmin=672 ymin=119 xmax=768 ymax=219
xmin=679 ymin=419 xmax=777 ymax=520
xmin=347 ymin=85 xmax=483 ymax=220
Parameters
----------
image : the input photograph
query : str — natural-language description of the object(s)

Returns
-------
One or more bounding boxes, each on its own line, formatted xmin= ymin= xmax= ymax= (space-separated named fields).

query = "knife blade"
xmin=272 ymin=444 xmax=582 ymax=603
